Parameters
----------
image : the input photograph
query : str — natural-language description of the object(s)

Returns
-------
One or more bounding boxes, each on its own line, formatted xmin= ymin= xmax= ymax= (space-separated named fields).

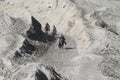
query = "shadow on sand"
xmin=65 ymin=47 xmax=75 ymax=50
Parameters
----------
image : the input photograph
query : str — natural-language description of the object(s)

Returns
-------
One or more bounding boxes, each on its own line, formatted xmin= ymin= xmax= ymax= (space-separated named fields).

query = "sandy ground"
xmin=1 ymin=0 xmax=120 ymax=80
xmin=39 ymin=36 xmax=107 ymax=80
xmin=40 ymin=36 xmax=78 ymax=79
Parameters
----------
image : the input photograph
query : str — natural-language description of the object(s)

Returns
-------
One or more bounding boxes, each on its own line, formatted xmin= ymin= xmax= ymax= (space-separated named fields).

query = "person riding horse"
xmin=58 ymin=34 xmax=67 ymax=48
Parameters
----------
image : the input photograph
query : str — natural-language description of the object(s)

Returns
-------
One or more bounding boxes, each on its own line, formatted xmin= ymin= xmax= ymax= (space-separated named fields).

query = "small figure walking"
xmin=45 ymin=22 xmax=50 ymax=34
xmin=58 ymin=34 xmax=67 ymax=48
xmin=52 ymin=25 xmax=57 ymax=36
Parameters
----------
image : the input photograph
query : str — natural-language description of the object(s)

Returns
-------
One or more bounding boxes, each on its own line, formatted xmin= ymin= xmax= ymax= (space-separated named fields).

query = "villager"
xmin=45 ymin=22 xmax=50 ymax=33
xmin=52 ymin=25 xmax=57 ymax=36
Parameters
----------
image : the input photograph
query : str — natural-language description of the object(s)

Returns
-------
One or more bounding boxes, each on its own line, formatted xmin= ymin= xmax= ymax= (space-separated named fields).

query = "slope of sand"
xmin=0 ymin=0 xmax=120 ymax=80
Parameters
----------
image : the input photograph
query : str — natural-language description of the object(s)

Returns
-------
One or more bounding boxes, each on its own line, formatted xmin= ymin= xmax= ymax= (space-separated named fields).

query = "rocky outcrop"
xmin=27 ymin=16 xmax=44 ymax=41
xmin=35 ymin=64 xmax=68 ymax=80
xmin=13 ymin=16 xmax=55 ymax=64
xmin=0 ymin=12 xmax=56 ymax=79
xmin=10 ymin=64 xmax=68 ymax=80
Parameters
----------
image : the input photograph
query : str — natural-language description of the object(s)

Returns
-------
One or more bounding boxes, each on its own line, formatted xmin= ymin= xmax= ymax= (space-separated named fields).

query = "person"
xmin=58 ymin=34 xmax=67 ymax=48
xmin=52 ymin=25 xmax=57 ymax=36
xmin=45 ymin=22 xmax=50 ymax=34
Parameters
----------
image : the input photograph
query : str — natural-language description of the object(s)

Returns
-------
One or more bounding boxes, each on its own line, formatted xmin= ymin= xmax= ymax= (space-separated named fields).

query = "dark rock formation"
xmin=35 ymin=65 xmax=68 ymax=80
xmin=13 ymin=16 xmax=55 ymax=63
xmin=27 ymin=16 xmax=44 ymax=41
xmin=35 ymin=70 xmax=49 ymax=80
xmin=14 ymin=39 xmax=36 ymax=59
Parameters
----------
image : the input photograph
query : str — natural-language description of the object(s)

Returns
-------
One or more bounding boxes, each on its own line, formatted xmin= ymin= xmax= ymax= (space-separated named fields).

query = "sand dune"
xmin=0 ymin=0 xmax=120 ymax=80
